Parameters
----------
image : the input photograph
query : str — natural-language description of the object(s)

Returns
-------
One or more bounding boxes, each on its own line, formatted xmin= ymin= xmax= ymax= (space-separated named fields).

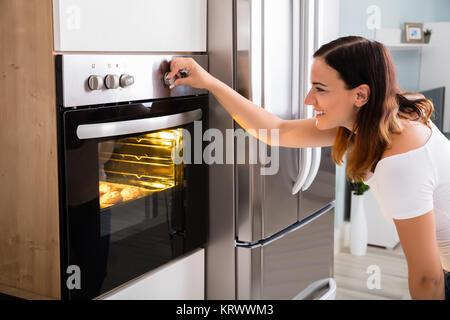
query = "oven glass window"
xmin=87 ymin=129 xmax=189 ymax=295
xmin=97 ymin=129 xmax=183 ymax=236
xmin=98 ymin=130 xmax=182 ymax=208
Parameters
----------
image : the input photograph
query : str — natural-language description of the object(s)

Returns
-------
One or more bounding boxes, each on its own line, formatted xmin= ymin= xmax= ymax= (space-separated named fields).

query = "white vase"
xmin=350 ymin=193 xmax=368 ymax=256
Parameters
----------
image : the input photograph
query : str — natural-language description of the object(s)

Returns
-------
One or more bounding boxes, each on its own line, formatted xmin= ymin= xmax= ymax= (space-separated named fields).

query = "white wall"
xmin=420 ymin=22 xmax=450 ymax=132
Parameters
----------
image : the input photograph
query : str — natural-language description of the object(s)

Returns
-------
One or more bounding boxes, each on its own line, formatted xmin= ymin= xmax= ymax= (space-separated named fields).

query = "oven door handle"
xmin=76 ymin=108 xmax=203 ymax=140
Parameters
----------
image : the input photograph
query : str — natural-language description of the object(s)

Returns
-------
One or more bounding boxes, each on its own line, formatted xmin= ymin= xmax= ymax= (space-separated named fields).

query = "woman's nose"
xmin=304 ymin=89 xmax=315 ymax=105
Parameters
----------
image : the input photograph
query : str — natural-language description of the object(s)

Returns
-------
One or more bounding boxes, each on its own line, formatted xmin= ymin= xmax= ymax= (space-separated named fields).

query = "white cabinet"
xmin=101 ymin=248 xmax=205 ymax=300
xmin=363 ymin=190 xmax=400 ymax=249
xmin=53 ymin=0 xmax=207 ymax=52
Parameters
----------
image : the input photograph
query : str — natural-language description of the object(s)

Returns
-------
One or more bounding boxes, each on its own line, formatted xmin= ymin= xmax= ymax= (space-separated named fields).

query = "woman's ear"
xmin=354 ymin=84 xmax=370 ymax=107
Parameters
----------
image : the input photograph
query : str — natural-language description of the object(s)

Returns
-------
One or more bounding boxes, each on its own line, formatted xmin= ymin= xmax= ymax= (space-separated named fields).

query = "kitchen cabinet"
xmin=0 ymin=0 xmax=60 ymax=299
xmin=363 ymin=190 xmax=399 ymax=250
xmin=53 ymin=0 xmax=207 ymax=52
xmin=101 ymin=249 xmax=205 ymax=300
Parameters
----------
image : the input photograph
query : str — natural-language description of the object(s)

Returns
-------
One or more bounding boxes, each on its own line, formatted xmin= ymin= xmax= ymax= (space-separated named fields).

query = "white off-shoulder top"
xmin=363 ymin=120 xmax=450 ymax=271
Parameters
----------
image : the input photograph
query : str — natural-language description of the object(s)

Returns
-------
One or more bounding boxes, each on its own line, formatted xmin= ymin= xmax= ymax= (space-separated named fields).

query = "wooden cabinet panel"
xmin=0 ymin=0 xmax=60 ymax=299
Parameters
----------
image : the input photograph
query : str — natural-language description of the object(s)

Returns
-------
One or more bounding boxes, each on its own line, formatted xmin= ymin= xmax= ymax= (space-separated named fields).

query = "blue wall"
xmin=339 ymin=0 xmax=450 ymax=91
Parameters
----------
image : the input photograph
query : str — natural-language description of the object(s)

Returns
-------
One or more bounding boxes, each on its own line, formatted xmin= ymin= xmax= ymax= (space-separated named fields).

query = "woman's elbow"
xmin=409 ymin=274 xmax=445 ymax=300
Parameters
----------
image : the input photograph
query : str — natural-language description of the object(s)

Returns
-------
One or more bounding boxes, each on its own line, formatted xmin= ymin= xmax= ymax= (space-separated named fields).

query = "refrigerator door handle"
xmin=292 ymin=277 xmax=337 ymax=300
xmin=292 ymin=147 xmax=312 ymax=194
xmin=291 ymin=0 xmax=316 ymax=196
xmin=301 ymin=146 xmax=321 ymax=191
xmin=235 ymin=201 xmax=335 ymax=249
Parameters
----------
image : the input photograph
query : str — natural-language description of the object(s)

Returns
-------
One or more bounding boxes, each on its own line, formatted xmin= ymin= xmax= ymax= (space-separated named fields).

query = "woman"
xmin=166 ymin=36 xmax=450 ymax=300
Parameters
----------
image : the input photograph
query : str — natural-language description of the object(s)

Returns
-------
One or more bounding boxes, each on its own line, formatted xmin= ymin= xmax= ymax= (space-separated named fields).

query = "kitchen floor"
xmin=334 ymin=244 xmax=412 ymax=300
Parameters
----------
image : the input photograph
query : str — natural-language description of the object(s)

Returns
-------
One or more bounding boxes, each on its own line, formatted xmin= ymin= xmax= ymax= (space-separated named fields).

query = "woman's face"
xmin=304 ymin=57 xmax=361 ymax=131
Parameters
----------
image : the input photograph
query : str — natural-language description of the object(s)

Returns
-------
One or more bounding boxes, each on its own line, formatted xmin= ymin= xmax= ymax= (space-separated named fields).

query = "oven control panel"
xmin=57 ymin=54 xmax=208 ymax=108
xmin=88 ymin=74 xmax=135 ymax=91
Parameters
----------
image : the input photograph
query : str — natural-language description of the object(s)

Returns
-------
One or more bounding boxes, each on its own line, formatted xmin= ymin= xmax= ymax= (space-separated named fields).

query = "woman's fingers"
xmin=166 ymin=58 xmax=191 ymax=80
xmin=166 ymin=58 xmax=196 ymax=88
xmin=166 ymin=57 xmax=210 ymax=89
xmin=170 ymin=77 xmax=188 ymax=89
xmin=165 ymin=70 xmax=176 ymax=80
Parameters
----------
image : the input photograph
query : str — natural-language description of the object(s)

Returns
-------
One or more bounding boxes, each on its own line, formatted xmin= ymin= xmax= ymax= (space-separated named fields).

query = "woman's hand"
xmin=165 ymin=57 xmax=215 ymax=90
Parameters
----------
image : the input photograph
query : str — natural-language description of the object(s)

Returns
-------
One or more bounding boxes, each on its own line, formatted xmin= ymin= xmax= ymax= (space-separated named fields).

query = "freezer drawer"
xmin=236 ymin=205 xmax=334 ymax=300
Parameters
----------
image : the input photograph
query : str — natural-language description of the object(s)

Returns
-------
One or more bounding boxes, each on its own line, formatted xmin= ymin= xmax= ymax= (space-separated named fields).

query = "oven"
xmin=56 ymin=54 xmax=208 ymax=299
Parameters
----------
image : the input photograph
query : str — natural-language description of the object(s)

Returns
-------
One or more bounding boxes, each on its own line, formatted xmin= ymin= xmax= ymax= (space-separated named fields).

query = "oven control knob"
xmin=105 ymin=74 xmax=120 ymax=89
xmin=120 ymin=74 xmax=135 ymax=88
xmin=88 ymin=75 xmax=103 ymax=91
xmin=164 ymin=72 xmax=176 ymax=86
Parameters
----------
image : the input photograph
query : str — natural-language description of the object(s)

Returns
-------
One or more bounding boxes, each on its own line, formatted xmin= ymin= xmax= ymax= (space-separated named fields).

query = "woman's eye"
xmin=315 ymin=87 xmax=325 ymax=92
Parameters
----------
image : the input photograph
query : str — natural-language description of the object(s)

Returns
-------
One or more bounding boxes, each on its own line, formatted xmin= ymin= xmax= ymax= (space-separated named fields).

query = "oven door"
xmin=59 ymin=96 xmax=208 ymax=299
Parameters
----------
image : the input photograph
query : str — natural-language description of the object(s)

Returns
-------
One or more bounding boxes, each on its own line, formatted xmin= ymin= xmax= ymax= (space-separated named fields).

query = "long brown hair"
xmin=314 ymin=36 xmax=434 ymax=182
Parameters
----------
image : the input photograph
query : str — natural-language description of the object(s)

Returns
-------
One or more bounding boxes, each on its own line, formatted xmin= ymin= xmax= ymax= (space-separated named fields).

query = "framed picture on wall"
xmin=404 ymin=23 xmax=424 ymax=43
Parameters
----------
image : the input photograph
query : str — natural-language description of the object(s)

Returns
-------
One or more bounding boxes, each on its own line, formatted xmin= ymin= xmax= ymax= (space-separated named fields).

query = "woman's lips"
xmin=315 ymin=111 xmax=325 ymax=118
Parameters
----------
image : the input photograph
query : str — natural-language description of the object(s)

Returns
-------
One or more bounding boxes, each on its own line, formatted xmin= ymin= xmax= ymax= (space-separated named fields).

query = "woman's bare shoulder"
xmin=381 ymin=120 xmax=431 ymax=160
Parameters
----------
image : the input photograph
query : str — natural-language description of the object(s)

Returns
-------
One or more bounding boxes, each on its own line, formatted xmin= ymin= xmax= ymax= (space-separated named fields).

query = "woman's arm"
xmin=393 ymin=211 xmax=445 ymax=299
xmin=166 ymin=57 xmax=336 ymax=148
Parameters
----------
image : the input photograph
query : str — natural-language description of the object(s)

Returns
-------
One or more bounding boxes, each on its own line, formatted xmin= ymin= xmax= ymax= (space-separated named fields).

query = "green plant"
xmin=424 ymin=29 xmax=432 ymax=36
xmin=350 ymin=180 xmax=370 ymax=196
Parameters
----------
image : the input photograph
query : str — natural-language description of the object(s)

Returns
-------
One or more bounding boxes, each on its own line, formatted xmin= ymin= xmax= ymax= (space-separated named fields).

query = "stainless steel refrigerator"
xmin=207 ymin=0 xmax=336 ymax=300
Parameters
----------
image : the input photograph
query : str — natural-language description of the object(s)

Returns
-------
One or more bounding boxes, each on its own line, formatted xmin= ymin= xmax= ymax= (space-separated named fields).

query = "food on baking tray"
xmin=99 ymin=182 xmax=151 ymax=209
xmin=100 ymin=191 xmax=122 ymax=206
xmin=120 ymin=186 xmax=142 ymax=202
xmin=99 ymin=182 xmax=115 ymax=195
